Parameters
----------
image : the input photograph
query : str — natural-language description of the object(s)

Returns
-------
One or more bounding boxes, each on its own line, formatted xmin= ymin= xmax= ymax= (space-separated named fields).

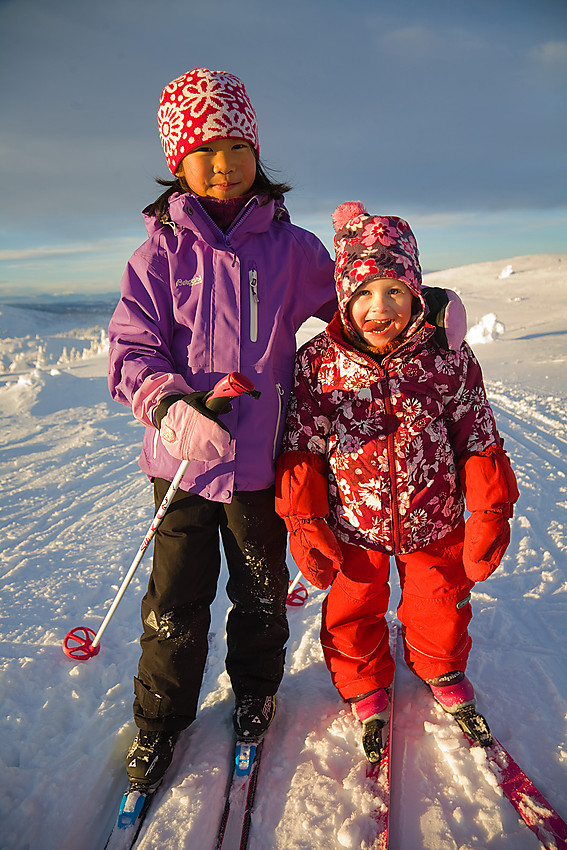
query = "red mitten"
xmin=460 ymin=445 xmax=519 ymax=582
xmin=463 ymin=509 xmax=512 ymax=582
xmin=275 ymin=450 xmax=343 ymax=589
xmin=286 ymin=517 xmax=342 ymax=590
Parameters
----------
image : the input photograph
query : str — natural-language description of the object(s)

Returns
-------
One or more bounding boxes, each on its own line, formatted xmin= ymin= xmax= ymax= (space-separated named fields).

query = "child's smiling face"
xmin=176 ymin=138 xmax=257 ymax=199
xmin=348 ymin=278 xmax=414 ymax=350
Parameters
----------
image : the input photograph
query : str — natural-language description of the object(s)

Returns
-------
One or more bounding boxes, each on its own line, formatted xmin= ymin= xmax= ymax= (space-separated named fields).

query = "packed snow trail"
xmin=0 ymin=264 xmax=566 ymax=849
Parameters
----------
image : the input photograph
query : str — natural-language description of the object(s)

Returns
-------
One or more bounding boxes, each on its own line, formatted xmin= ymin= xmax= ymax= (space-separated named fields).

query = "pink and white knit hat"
xmin=332 ymin=201 xmax=422 ymax=315
xmin=158 ymin=68 xmax=259 ymax=175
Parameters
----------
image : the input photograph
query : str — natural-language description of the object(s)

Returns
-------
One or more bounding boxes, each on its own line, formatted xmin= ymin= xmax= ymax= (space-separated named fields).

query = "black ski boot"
xmin=360 ymin=717 xmax=390 ymax=764
xmin=126 ymin=729 xmax=179 ymax=787
xmin=351 ymin=688 xmax=390 ymax=764
xmin=233 ymin=695 xmax=275 ymax=740
xmin=453 ymin=704 xmax=493 ymax=747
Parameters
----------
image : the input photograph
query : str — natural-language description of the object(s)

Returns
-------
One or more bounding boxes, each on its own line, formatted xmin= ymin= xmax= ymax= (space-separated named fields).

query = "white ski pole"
xmin=286 ymin=568 xmax=308 ymax=607
xmin=63 ymin=372 xmax=260 ymax=659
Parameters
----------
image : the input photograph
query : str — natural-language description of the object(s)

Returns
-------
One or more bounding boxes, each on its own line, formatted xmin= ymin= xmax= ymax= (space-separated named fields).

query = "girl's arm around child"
xmin=276 ymin=201 xmax=518 ymax=589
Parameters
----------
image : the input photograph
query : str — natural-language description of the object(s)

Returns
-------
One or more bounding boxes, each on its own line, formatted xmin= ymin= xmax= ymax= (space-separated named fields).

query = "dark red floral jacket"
xmin=282 ymin=312 xmax=502 ymax=554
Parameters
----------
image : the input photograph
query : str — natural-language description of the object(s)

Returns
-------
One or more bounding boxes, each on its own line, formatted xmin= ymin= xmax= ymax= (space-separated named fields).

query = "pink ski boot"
xmin=428 ymin=671 xmax=475 ymax=714
xmin=351 ymin=688 xmax=390 ymax=763
xmin=428 ymin=671 xmax=492 ymax=746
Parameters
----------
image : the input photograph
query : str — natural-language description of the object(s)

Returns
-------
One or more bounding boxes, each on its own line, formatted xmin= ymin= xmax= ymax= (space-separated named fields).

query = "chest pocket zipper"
xmin=249 ymin=269 xmax=259 ymax=342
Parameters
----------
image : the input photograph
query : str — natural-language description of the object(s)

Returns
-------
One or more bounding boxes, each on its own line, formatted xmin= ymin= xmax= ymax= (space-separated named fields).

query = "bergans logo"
xmin=176 ymin=276 xmax=202 ymax=287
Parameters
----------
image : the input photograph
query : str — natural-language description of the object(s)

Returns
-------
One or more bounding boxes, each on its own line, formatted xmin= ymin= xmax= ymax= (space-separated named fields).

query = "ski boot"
xmin=126 ymin=729 xmax=179 ymax=787
xmin=428 ymin=671 xmax=492 ymax=747
xmin=351 ymin=688 xmax=390 ymax=764
xmin=233 ymin=694 xmax=276 ymax=741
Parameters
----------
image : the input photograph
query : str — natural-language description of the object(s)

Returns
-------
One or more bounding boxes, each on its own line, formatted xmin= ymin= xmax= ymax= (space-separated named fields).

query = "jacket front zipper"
xmin=356 ymin=343 xmax=403 ymax=553
xmin=380 ymin=368 xmax=402 ymax=552
xmin=249 ymin=269 xmax=259 ymax=342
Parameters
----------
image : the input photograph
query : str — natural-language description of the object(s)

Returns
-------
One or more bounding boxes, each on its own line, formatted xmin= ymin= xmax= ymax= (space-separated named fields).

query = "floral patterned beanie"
xmin=158 ymin=68 xmax=259 ymax=175
xmin=332 ymin=201 xmax=423 ymax=327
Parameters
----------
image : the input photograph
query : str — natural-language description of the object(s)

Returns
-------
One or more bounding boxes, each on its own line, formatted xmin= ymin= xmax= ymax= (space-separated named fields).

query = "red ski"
xmin=476 ymin=735 xmax=567 ymax=850
xmin=366 ymin=623 xmax=399 ymax=849
xmin=445 ymin=681 xmax=567 ymax=847
xmin=366 ymin=622 xmax=567 ymax=849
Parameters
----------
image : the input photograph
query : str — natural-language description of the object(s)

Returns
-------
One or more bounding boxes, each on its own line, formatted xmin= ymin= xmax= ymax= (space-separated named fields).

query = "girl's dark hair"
xmin=146 ymin=158 xmax=292 ymax=221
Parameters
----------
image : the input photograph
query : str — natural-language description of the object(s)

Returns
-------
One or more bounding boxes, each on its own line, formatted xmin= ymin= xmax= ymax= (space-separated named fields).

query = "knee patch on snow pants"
xmin=395 ymin=525 xmax=474 ymax=681
xmin=135 ymin=599 xmax=212 ymax=731
xmin=398 ymin=587 xmax=473 ymax=681
xmin=320 ymin=543 xmax=394 ymax=700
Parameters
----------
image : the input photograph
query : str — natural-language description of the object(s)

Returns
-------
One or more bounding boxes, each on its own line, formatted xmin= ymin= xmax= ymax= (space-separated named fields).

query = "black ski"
xmin=103 ymin=782 xmax=158 ymax=850
xmin=216 ymin=738 xmax=264 ymax=850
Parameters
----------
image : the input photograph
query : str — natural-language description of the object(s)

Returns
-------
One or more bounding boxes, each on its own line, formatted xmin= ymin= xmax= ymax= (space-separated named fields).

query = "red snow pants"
xmin=320 ymin=524 xmax=474 ymax=700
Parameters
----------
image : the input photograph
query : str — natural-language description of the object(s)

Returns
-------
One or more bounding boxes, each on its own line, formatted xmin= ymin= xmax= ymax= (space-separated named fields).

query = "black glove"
xmin=422 ymin=286 xmax=467 ymax=351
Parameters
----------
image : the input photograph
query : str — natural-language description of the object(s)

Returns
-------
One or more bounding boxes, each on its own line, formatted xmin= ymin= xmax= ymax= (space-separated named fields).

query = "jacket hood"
xmin=332 ymin=201 xmax=424 ymax=335
xmin=142 ymin=192 xmax=290 ymax=242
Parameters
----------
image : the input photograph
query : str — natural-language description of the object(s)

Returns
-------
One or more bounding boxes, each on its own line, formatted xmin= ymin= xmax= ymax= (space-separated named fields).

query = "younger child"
xmin=108 ymin=69 xmax=337 ymax=788
xmin=275 ymin=201 xmax=518 ymax=761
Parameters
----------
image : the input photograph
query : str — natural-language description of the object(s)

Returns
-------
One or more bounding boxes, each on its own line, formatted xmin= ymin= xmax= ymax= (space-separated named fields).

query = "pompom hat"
xmin=332 ymin=201 xmax=423 ymax=317
xmin=158 ymin=68 xmax=259 ymax=175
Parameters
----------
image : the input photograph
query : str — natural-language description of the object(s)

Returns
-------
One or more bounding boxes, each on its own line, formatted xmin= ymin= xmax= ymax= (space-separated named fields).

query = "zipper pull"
xmin=249 ymin=269 xmax=259 ymax=302
xmin=249 ymin=269 xmax=259 ymax=342
xmin=225 ymin=235 xmax=237 ymax=266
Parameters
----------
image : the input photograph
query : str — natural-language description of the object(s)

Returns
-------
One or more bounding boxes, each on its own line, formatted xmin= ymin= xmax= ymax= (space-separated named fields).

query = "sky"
xmin=0 ymin=0 xmax=566 ymax=297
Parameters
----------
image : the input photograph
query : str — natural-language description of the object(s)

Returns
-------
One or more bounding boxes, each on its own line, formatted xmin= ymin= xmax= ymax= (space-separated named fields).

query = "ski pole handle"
xmin=204 ymin=372 xmax=261 ymax=414
xmin=286 ymin=568 xmax=308 ymax=607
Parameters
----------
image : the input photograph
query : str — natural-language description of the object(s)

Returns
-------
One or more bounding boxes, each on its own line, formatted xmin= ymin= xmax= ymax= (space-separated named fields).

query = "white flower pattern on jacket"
xmin=283 ymin=313 xmax=501 ymax=554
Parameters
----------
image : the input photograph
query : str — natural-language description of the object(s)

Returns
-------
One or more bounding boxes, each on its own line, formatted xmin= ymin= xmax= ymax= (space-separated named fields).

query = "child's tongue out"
xmin=365 ymin=319 xmax=392 ymax=334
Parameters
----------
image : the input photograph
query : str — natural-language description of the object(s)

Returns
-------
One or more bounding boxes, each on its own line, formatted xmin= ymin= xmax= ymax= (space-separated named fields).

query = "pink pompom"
xmin=332 ymin=201 xmax=368 ymax=232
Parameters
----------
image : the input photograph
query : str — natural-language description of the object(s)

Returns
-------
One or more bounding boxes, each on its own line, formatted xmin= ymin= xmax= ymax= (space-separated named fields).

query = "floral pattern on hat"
xmin=158 ymin=68 xmax=259 ymax=175
xmin=332 ymin=201 xmax=423 ymax=324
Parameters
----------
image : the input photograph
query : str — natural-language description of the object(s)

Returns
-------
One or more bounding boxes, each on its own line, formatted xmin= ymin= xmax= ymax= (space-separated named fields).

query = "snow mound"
xmin=0 ymin=303 xmax=110 ymax=378
xmin=466 ymin=313 xmax=505 ymax=344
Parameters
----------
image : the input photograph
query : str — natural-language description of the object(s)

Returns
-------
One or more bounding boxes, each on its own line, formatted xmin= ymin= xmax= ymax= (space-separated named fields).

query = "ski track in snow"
xmin=0 ymin=260 xmax=566 ymax=850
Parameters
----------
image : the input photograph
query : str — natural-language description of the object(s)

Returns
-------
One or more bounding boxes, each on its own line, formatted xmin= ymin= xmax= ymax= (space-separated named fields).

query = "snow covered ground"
xmin=0 ymin=254 xmax=566 ymax=850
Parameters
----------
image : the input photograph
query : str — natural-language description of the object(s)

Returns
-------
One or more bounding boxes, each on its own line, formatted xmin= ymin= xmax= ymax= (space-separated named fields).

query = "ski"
xmin=366 ymin=622 xmax=400 ymax=850
xmin=103 ymin=783 xmax=157 ymax=850
xmin=216 ymin=738 xmax=264 ymax=850
xmin=367 ymin=624 xmax=567 ymax=849
xmin=459 ymin=727 xmax=567 ymax=850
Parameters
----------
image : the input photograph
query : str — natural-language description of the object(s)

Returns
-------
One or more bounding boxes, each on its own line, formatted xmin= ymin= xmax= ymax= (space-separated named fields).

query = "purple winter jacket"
xmin=108 ymin=192 xmax=336 ymax=501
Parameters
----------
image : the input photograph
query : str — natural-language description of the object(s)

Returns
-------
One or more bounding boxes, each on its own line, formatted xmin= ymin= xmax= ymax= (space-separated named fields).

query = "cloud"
xmin=374 ymin=22 xmax=485 ymax=60
xmin=1 ymin=0 xmax=566 ymax=283
xmin=531 ymin=40 xmax=567 ymax=65
xmin=0 ymin=237 xmax=140 ymax=263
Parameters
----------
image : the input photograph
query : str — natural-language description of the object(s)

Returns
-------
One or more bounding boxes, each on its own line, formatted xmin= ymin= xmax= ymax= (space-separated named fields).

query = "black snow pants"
xmin=133 ymin=481 xmax=290 ymax=732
